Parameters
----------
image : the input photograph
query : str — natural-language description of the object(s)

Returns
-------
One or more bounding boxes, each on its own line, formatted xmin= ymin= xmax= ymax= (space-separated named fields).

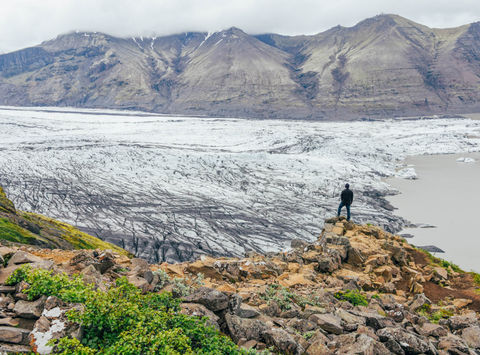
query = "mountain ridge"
xmin=0 ymin=14 xmax=479 ymax=119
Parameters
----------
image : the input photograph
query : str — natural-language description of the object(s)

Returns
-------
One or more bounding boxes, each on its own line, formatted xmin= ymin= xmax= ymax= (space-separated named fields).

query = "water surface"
xmin=386 ymin=152 xmax=480 ymax=272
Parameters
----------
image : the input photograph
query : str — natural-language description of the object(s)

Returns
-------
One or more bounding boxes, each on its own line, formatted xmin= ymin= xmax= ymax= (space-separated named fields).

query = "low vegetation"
xmin=7 ymin=267 xmax=261 ymax=355
xmin=0 ymin=217 xmax=43 ymax=244
xmin=0 ymin=184 xmax=130 ymax=255
xmin=334 ymin=290 xmax=369 ymax=307
xmin=260 ymin=284 xmax=324 ymax=310
xmin=418 ymin=248 xmax=463 ymax=273
xmin=24 ymin=212 xmax=130 ymax=256
xmin=417 ymin=303 xmax=454 ymax=324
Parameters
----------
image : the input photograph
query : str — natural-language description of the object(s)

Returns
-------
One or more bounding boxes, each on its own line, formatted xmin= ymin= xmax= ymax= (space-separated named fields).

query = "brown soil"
xmin=423 ymin=273 xmax=480 ymax=313
xmin=396 ymin=249 xmax=480 ymax=312
xmin=410 ymin=249 xmax=428 ymax=267
xmin=31 ymin=249 xmax=77 ymax=264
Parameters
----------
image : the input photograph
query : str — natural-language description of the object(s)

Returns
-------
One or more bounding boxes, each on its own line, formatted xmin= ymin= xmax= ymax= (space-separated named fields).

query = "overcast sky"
xmin=1 ymin=0 xmax=479 ymax=53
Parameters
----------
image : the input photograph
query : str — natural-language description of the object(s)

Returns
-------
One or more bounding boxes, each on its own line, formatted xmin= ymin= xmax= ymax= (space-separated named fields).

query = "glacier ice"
xmin=0 ymin=106 xmax=479 ymax=262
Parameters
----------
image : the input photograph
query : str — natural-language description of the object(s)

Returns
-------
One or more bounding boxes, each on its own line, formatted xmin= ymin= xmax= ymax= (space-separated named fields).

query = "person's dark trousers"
xmin=337 ymin=202 xmax=351 ymax=221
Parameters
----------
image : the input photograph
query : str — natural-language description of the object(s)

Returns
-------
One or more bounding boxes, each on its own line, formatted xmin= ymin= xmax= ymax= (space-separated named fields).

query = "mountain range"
xmin=0 ymin=14 xmax=479 ymax=119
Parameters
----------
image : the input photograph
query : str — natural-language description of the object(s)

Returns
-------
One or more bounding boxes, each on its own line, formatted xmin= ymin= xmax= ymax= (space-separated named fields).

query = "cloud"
xmin=0 ymin=0 xmax=479 ymax=52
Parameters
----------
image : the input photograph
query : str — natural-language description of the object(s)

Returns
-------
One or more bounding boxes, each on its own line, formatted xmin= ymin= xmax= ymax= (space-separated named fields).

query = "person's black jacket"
xmin=341 ymin=189 xmax=353 ymax=205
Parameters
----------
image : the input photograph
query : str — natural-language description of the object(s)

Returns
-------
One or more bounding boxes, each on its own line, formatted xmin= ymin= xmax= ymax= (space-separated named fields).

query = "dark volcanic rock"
xmin=183 ymin=287 xmax=229 ymax=312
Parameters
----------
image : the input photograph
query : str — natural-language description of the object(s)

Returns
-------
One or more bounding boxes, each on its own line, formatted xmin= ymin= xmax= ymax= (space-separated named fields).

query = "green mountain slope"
xmin=0 ymin=186 xmax=129 ymax=255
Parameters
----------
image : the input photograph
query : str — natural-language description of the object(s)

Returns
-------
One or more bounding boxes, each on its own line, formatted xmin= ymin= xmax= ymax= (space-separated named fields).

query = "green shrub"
xmin=334 ymin=290 xmax=368 ymax=307
xmin=5 ymin=264 xmax=31 ymax=286
xmin=8 ymin=267 xmax=260 ymax=354
xmin=6 ymin=265 xmax=92 ymax=302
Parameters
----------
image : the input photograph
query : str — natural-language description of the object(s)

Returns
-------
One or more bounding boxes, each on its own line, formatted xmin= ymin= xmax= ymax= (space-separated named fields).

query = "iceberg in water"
xmin=395 ymin=167 xmax=417 ymax=180
xmin=456 ymin=157 xmax=475 ymax=163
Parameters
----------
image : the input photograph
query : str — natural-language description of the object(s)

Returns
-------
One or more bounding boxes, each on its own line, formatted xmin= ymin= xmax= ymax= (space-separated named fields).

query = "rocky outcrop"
xmin=0 ymin=218 xmax=480 ymax=354
xmin=0 ymin=15 xmax=479 ymax=119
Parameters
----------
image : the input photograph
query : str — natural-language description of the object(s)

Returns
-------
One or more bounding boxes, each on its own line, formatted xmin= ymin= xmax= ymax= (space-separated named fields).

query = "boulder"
xmin=287 ymin=318 xmax=317 ymax=333
xmin=335 ymin=308 xmax=366 ymax=329
xmin=185 ymin=258 xmax=222 ymax=280
xmin=14 ymin=296 xmax=46 ymax=319
xmin=290 ymin=239 xmax=308 ymax=249
xmin=180 ymin=303 xmax=220 ymax=329
xmin=1 ymin=295 xmax=16 ymax=309
xmin=0 ymin=285 xmax=16 ymax=294
xmin=460 ymin=325 xmax=480 ymax=349
xmin=7 ymin=251 xmax=43 ymax=266
xmin=130 ymin=258 xmax=149 ymax=270
xmin=228 ymin=293 xmax=242 ymax=314
xmin=377 ymin=327 xmax=431 ymax=354
xmin=417 ymin=322 xmax=448 ymax=338
xmin=94 ymin=252 xmax=115 ymax=274
xmin=224 ymin=313 xmax=268 ymax=343
xmin=447 ymin=312 xmax=478 ymax=331
xmin=352 ymin=311 xmax=395 ymax=330
xmin=305 ymin=340 xmax=330 ymax=355
xmin=238 ymin=338 xmax=258 ymax=350
xmin=126 ymin=275 xmax=150 ymax=293
xmin=236 ymin=303 xmax=260 ymax=318
xmin=332 ymin=226 xmax=344 ymax=235
xmin=302 ymin=250 xmax=323 ymax=263
xmin=383 ymin=244 xmax=407 ymax=266
xmin=433 ymin=267 xmax=448 ymax=281
xmin=321 ymin=233 xmax=350 ymax=247
xmin=0 ymin=326 xmax=30 ymax=345
xmin=183 ymin=287 xmax=229 ymax=312
xmin=346 ymin=247 xmax=365 ymax=266
xmin=437 ymin=334 xmax=470 ymax=354
xmin=408 ymin=293 xmax=431 ymax=312
xmin=263 ymin=327 xmax=304 ymax=355
xmin=335 ymin=334 xmax=389 ymax=355
xmin=143 ymin=270 xmax=154 ymax=284
xmin=379 ymin=282 xmax=397 ymax=294
xmin=315 ymin=255 xmax=340 ymax=273
xmin=80 ymin=264 xmax=103 ymax=288
xmin=302 ymin=304 xmax=326 ymax=318
xmin=0 ymin=317 xmax=19 ymax=327
xmin=69 ymin=251 xmax=96 ymax=271
xmin=452 ymin=298 xmax=472 ymax=309
xmin=278 ymin=273 xmax=315 ymax=288
xmin=259 ymin=300 xmax=281 ymax=317
xmin=309 ymin=313 xmax=343 ymax=335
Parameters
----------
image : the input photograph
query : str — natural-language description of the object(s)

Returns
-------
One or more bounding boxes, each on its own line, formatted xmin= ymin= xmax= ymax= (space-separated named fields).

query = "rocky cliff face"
xmin=0 ymin=14 xmax=479 ymax=119
xmin=0 ymin=217 xmax=479 ymax=353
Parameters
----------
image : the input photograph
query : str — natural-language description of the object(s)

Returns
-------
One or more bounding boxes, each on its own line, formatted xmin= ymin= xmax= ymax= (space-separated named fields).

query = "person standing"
xmin=337 ymin=183 xmax=353 ymax=221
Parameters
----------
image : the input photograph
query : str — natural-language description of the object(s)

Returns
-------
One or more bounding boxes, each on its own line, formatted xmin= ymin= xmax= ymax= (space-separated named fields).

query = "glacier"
xmin=1 ymin=106 xmax=479 ymax=262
